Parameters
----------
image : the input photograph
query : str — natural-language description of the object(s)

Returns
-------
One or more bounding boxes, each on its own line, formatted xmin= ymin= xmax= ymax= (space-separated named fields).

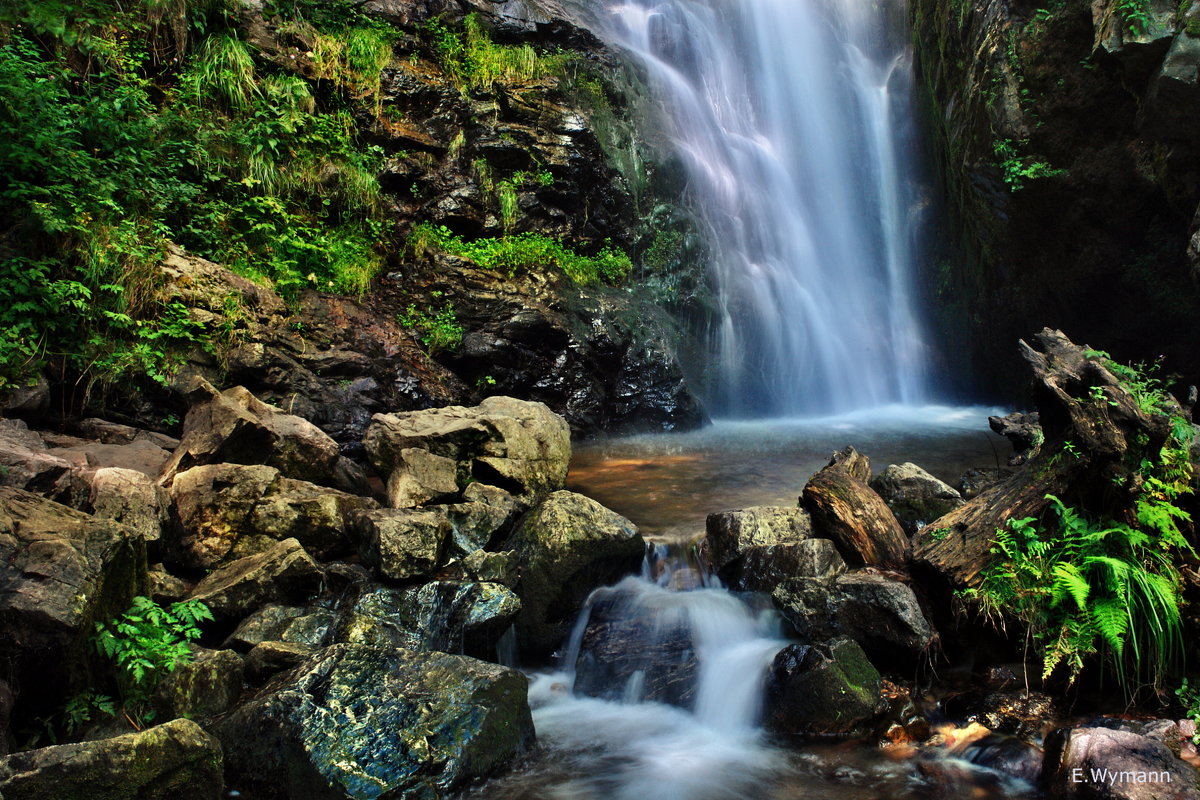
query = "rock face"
xmin=0 ymin=718 xmax=223 ymax=800
xmin=170 ymin=463 xmax=376 ymax=569
xmin=216 ymin=644 xmax=534 ymax=799
xmin=506 ymin=490 xmax=645 ymax=654
xmin=0 ymin=487 xmax=146 ymax=712
xmin=1044 ymin=725 xmax=1200 ymax=799
xmin=801 ymin=447 xmax=908 ymax=569
xmin=870 ymin=463 xmax=964 ymax=535
xmin=764 ymin=638 xmax=884 ymax=737
xmin=159 ymin=379 xmax=344 ymax=488
xmin=911 ymin=0 xmax=1200 ymax=394
xmin=364 ymin=396 xmax=570 ymax=507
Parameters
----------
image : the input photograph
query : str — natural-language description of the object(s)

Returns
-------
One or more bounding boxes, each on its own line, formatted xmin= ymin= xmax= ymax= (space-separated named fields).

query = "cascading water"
xmin=604 ymin=0 xmax=933 ymax=417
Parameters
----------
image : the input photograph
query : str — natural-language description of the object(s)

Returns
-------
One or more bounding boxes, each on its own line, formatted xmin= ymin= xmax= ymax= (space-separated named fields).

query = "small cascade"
xmin=519 ymin=543 xmax=790 ymax=799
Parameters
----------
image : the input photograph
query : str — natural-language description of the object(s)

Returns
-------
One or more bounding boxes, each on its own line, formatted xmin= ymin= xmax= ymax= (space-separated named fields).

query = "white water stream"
xmin=604 ymin=0 xmax=932 ymax=416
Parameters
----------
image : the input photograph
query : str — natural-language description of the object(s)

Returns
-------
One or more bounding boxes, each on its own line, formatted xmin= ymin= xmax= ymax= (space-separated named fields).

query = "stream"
xmin=459 ymin=409 xmax=1036 ymax=800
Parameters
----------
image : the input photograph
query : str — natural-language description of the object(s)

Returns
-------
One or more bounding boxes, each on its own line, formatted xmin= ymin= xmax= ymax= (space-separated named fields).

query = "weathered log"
xmin=802 ymin=446 xmax=908 ymax=569
xmin=911 ymin=329 xmax=1174 ymax=588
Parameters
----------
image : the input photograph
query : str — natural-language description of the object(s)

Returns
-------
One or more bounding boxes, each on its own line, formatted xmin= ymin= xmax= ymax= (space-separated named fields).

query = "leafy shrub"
xmin=425 ymin=13 xmax=567 ymax=92
xmin=93 ymin=596 xmax=213 ymax=725
xmin=409 ymin=223 xmax=632 ymax=285
xmin=398 ymin=298 xmax=463 ymax=354
xmin=969 ymin=353 xmax=1195 ymax=695
xmin=994 ymin=138 xmax=1067 ymax=191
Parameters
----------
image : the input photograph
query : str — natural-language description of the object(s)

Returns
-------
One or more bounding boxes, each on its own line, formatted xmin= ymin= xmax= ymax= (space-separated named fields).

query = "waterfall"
xmin=604 ymin=0 xmax=933 ymax=417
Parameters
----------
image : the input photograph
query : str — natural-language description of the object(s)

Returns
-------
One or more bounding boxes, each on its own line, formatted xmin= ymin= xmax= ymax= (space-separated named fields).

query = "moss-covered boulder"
xmin=154 ymin=647 xmax=245 ymax=721
xmin=869 ymin=462 xmax=964 ymax=535
xmin=188 ymin=538 xmax=322 ymax=621
xmin=0 ymin=487 xmax=147 ymax=717
xmin=170 ymin=463 xmax=377 ymax=570
xmin=506 ymin=490 xmax=645 ymax=655
xmin=764 ymin=637 xmax=884 ymax=737
xmin=354 ymin=507 xmax=450 ymax=581
xmin=333 ymin=581 xmax=520 ymax=660
xmin=215 ymin=644 xmax=534 ymax=799
xmin=704 ymin=506 xmax=813 ymax=573
xmin=0 ymin=718 xmax=222 ymax=800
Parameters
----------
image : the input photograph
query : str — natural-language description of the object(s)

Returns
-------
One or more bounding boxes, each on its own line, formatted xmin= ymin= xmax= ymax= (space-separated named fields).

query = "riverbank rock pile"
xmin=0 ymin=385 xmax=645 ymax=798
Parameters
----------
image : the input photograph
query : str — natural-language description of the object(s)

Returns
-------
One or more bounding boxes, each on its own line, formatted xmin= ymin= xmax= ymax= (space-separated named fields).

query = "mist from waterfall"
xmin=605 ymin=0 xmax=933 ymax=417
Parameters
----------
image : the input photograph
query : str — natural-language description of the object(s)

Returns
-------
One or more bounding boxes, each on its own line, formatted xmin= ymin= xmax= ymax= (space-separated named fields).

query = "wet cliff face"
xmin=912 ymin=0 xmax=1200 ymax=395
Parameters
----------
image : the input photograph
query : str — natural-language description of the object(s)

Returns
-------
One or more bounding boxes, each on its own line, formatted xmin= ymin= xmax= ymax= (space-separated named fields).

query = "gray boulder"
xmin=159 ymin=379 xmax=343 ymax=488
xmin=215 ymin=644 xmax=534 ymax=799
xmin=89 ymin=467 xmax=169 ymax=546
xmin=0 ymin=420 xmax=70 ymax=493
xmin=170 ymin=463 xmax=376 ymax=569
xmin=363 ymin=396 xmax=570 ymax=507
xmin=224 ymin=604 xmax=337 ymax=650
xmin=354 ymin=507 xmax=451 ymax=581
xmin=188 ymin=538 xmax=322 ymax=621
xmin=773 ymin=573 xmax=935 ymax=666
xmin=506 ymin=490 xmax=645 ymax=655
xmin=0 ymin=718 xmax=222 ymax=800
xmin=870 ymin=462 xmax=964 ymax=535
xmin=764 ymin=638 xmax=884 ymax=737
xmin=1045 ymin=724 xmax=1200 ymax=799
xmin=705 ymin=506 xmax=813 ymax=574
xmin=154 ymin=646 xmax=245 ymax=720
xmin=333 ymin=581 xmax=520 ymax=659
xmin=0 ymin=487 xmax=146 ymax=707
xmin=724 ymin=538 xmax=846 ymax=592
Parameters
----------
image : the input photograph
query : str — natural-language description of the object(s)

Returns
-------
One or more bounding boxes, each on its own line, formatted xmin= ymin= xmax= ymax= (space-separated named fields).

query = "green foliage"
xmin=1117 ymin=0 xmax=1154 ymax=34
xmin=398 ymin=297 xmax=463 ymax=354
xmin=410 ymin=223 xmax=632 ymax=286
xmin=994 ymin=138 xmax=1067 ymax=191
xmin=1176 ymin=679 xmax=1200 ymax=744
xmin=425 ymin=13 xmax=567 ymax=92
xmin=93 ymin=596 xmax=213 ymax=725
xmin=971 ymin=353 xmax=1196 ymax=695
xmin=973 ymin=497 xmax=1187 ymax=691
xmin=63 ymin=691 xmax=117 ymax=733
xmin=0 ymin=1 xmax=390 ymax=392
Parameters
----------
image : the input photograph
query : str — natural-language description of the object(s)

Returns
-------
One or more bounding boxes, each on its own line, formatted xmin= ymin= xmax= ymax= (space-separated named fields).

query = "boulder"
xmin=245 ymin=640 xmax=317 ymax=682
xmin=0 ymin=420 xmax=70 ymax=493
xmin=437 ymin=500 xmax=514 ymax=557
xmin=764 ymin=638 xmax=884 ymax=737
xmin=801 ymin=447 xmax=908 ymax=569
xmin=723 ymin=539 xmax=846 ymax=592
xmin=78 ymin=418 xmax=180 ymax=450
xmin=1092 ymin=0 xmax=1179 ymax=81
xmin=870 ymin=463 xmax=964 ymax=535
xmin=154 ymin=647 xmax=245 ymax=720
xmin=159 ymin=379 xmax=342 ymax=488
xmin=170 ymin=464 xmax=376 ymax=570
xmin=440 ymin=549 xmax=521 ymax=587
xmin=958 ymin=467 xmax=1014 ymax=500
xmin=0 ymin=718 xmax=222 ymax=800
xmin=89 ymin=467 xmax=169 ymax=546
xmin=354 ymin=507 xmax=451 ymax=581
xmin=224 ymin=604 xmax=337 ymax=650
xmin=506 ymin=491 xmax=645 ymax=655
xmin=704 ymin=506 xmax=813 ymax=573
xmin=1044 ymin=724 xmax=1200 ymax=799
xmin=215 ymin=644 xmax=534 ymax=799
xmin=148 ymin=563 xmax=190 ymax=605
xmin=773 ymin=573 xmax=935 ymax=666
xmin=363 ymin=396 xmax=570 ymax=506
xmin=188 ymin=538 xmax=322 ymax=621
xmin=0 ymin=487 xmax=146 ymax=710
xmin=48 ymin=439 xmax=173 ymax=479
xmin=333 ymin=581 xmax=520 ymax=659
xmin=384 ymin=447 xmax=460 ymax=508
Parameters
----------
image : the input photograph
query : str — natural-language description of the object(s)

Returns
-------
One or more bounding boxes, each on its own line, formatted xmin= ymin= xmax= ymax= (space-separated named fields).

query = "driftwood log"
xmin=911 ymin=328 xmax=1176 ymax=588
xmin=802 ymin=446 xmax=908 ymax=570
